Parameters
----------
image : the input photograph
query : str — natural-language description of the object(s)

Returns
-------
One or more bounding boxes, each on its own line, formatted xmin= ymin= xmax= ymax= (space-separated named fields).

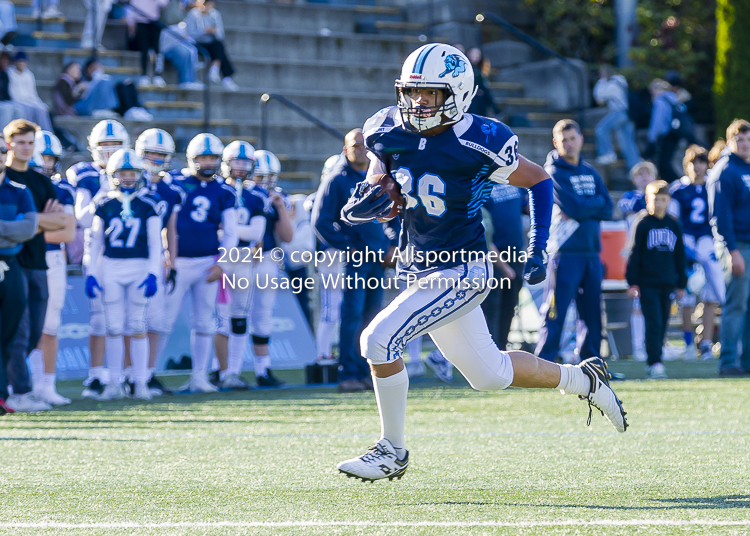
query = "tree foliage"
xmin=714 ymin=0 xmax=750 ymax=134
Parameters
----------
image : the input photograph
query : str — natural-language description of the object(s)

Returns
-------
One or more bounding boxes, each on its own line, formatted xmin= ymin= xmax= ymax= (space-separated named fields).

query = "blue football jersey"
xmin=226 ymin=183 xmax=268 ymax=248
xmin=260 ymin=186 xmax=291 ymax=251
xmin=94 ymin=190 xmax=160 ymax=259
xmin=363 ymin=106 xmax=520 ymax=274
xmin=173 ymin=175 xmax=236 ymax=258
xmin=66 ymin=161 xmax=106 ymax=199
xmin=670 ymin=180 xmax=712 ymax=238
xmin=618 ymin=190 xmax=646 ymax=218
xmin=46 ymin=178 xmax=76 ymax=252
xmin=147 ymin=175 xmax=185 ymax=228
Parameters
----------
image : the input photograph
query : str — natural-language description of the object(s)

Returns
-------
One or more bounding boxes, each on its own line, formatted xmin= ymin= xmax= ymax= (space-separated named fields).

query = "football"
xmin=372 ymin=173 xmax=404 ymax=222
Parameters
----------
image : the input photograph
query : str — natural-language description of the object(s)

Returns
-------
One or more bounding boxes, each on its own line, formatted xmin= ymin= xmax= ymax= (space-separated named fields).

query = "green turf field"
xmin=0 ymin=361 xmax=748 ymax=536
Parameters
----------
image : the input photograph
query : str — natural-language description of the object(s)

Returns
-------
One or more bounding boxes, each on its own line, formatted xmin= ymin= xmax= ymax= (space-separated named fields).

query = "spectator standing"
xmin=626 ymin=180 xmax=687 ymax=379
xmin=8 ymin=52 xmax=52 ymax=131
xmin=0 ymin=0 xmax=17 ymax=49
xmin=0 ymin=135 xmax=38 ymax=415
xmin=481 ymin=183 xmax=526 ymax=349
xmin=707 ymin=119 xmax=750 ymax=376
xmin=536 ymin=120 xmax=613 ymax=363
xmin=5 ymin=119 xmax=69 ymax=412
xmin=312 ymin=128 xmax=390 ymax=393
xmin=159 ymin=22 xmax=204 ymax=89
xmin=184 ymin=0 xmax=239 ymax=91
xmin=31 ymin=0 xmax=61 ymax=19
xmin=466 ymin=47 xmax=500 ymax=118
xmin=81 ymin=0 xmax=113 ymax=51
xmin=125 ymin=0 xmax=169 ymax=87
xmin=593 ymin=65 xmax=641 ymax=169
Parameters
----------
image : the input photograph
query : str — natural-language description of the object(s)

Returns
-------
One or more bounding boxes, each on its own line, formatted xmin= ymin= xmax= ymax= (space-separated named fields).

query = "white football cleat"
xmin=98 ymin=383 xmax=126 ymax=401
xmin=425 ymin=350 xmax=453 ymax=382
xmin=6 ymin=393 xmax=52 ymax=412
xmin=646 ymin=362 xmax=668 ymax=380
xmin=189 ymin=374 xmax=219 ymax=393
xmin=337 ymin=438 xmax=409 ymax=482
xmin=36 ymin=387 xmax=71 ymax=406
xmin=220 ymin=374 xmax=249 ymax=390
xmin=578 ymin=357 xmax=628 ymax=433
xmin=133 ymin=382 xmax=153 ymax=400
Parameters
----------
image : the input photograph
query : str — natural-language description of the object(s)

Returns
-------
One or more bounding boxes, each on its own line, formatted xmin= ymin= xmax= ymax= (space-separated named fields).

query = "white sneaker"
xmin=221 ymin=77 xmax=240 ymax=91
xmin=6 ymin=393 xmax=52 ymax=412
xmin=646 ymin=362 xmax=668 ymax=380
xmin=42 ymin=6 xmax=63 ymax=18
xmin=220 ymin=373 xmax=249 ymax=390
xmin=632 ymin=347 xmax=647 ymax=362
xmin=700 ymin=343 xmax=715 ymax=360
xmin=190 ymin=373 xmax=219 ymax=393
xmin=209 ymin=65 xmax=221 ymax=83
xmin=91 ymin=109 xmax=119 ymax=119
xmin=133 ymin=381 xmax=153 ymax=400
xmin=595 ymin=153 xmax=618 ymax=165
xmin=179 ymin=81 xmax=206 ymax=90
xmin=152 ymin=75 xmax=167 ymax=87
xmin=137 ymin=76 xmax=151 ymax=88
xmin=98 ymin=383 xmax=126 ymax=401
xmin=36 ymin=386 xmax=71 ymax=406
xmin=683 ymin=345 xmax=697 ymax=361
xmin=405 ymin=359 xmax=426 ymax=378
xmin=425 ymin=350 xmax=453 ymax=382
xmin=337 ymin=438 xmax=409 ymax=482
xmin=578 ymin=357 xmax=628 ymax=432
xmin=124 ymin=107 xmax=154 ymax=122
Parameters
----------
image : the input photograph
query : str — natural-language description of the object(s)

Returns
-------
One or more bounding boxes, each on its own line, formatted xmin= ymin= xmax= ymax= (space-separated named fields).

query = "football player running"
xmin=85 ymin=150 xmax=162 ymax=400
xmin=135 ymin=128 xmax=185 ymax=394
xmin=213 ymin=141 xmax=267 ymax=389
xmin=336 ymin=44 xmax=628 ymax=482
xmin=249 ymin=150 xmax=293 ymax=388
xmin=67 ymin=120 xmax=130 ymax=398
xmin=161 ymin=133 xmax=238 ymax=393
xmin=28 ymin=131 xmax=76 ymax=405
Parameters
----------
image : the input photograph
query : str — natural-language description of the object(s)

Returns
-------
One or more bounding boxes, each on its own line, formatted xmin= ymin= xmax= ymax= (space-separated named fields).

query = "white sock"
xmin=406 ymin=336 xmax=422 ymax=362
xmin=155 ymin=334 xmax=170 ymax=365
xmin=192 ymin=333 xmax=212 ymax=375
xmin=631 ymin=313 xmax=645 ymax=351
xmin=43 ymin=372 xmax=56 ymax=390
xmin=105 ymin=336 xmax=124 ymax=385
xmin=556 ymin=364 xmax=591 ymax=396
xmin=89 ymin=365 xmax=105 ymax=382
xmin=219 ymin=369 xmax=230 ymax=381
xmin=148 ymin=367 xmax=156 ymax=380
xmin=254 ymin=354 xmax=270 ymax=377
xmin=373 ymin=368 xmax=409 ymax=458
xmin=227 ymin=333 xmax=248 ymax=375
xmin=130 ymin=338 xmax=149 ymax=383
xmin=28 ymin=349 xmax=44 ymax=392
xmin=316 ymin=320 xmax=336 ymax=357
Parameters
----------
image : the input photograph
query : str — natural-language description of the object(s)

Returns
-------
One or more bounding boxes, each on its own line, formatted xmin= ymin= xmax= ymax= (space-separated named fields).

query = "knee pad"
xmin=90 ymin=310 xmax=106 ymax=337
xmin=361 ymin=321 xmax=393 ymax=364
xmin=231 ymin=317 xmax=247 ymax=335
xmin=464 ymin=351 xmax=514 ymax=391
xmin=125 ymin=316 xmax=147 ymax=337
xmin=252 ymin=334 xmax=269 ymax=345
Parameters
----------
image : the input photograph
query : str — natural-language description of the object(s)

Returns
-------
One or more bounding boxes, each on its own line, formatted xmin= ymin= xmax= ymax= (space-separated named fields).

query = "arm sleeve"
xmin=625 ymin=218 xmax=644 ymax=286
xmin=220 ymin=207 xmax=238 ymax=250
xmin=551 ymin=173 xmax=606 ymax=221
xmin=527 ymin=178 xmax=553 ymax=253
xmin=0 ymin=212 xmax=38 ymax=242
xmin=147 ymin=215 xmax=162 ymax=277
xmin=214 ymin=12 xmax=225 ymax=40
xmin=237 ymin=215 xmax=266 ymax=244
xmin=312 ymin=176 xmax=352 ymax=251
xmin=88 ymin=215 xmax=105 ymax=279
xmin=75 ymin=189 xmax=95 ymax=228
xmin=674 ymin=223 xmax=688 ymax=289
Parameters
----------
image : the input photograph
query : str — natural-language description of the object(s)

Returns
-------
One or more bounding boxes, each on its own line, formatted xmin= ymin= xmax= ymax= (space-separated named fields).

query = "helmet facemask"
xmin=112 ymin=169 xmax=144 ymax=193
xmin=396 ymin=84 xmax=459 ymax=132
xmin=143 ymin=151 xmax=172 ymax=175
xmin=191 ymin=155 xmax=221 ymax=180
xmin=226 ymin=158 xmax=255 ymax=182
xmin=94 ymin=143 xmax=126 ymax=167
xmin=32 ymin=155 xmax=60 ymax=178
xmin=255 ymin=173 xmax=278 ymax=191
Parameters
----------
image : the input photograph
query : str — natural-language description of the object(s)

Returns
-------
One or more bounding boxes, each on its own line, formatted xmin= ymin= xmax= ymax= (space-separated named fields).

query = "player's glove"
xmin=523 ymin=247 xmax=548 ymax=285
xmin=341 ymin=181 xmax=393 ymax=225
xmin=166 ymin=268 xmax=177 ymax=295
xmin=85 ymin=275 xmax=102 ymax=299
xmin=139 ymin=273 xmax=158 ymax=298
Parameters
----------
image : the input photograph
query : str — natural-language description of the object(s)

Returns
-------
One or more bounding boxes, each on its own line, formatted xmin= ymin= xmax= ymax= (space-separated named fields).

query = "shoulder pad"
xmin=363 ymin=106 xmax=422 ymax=157
xmin=457 ymin=114 xmax=518 ymax=167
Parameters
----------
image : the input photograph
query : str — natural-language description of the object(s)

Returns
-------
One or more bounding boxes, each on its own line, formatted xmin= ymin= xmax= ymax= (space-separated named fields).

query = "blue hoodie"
xmin=545 ymin=150 xmax=613 ymax=255
xmin=311 ymin=159 xmax=390 ymax=254
xmin=707 ymin=152 xmax=750 ymax=252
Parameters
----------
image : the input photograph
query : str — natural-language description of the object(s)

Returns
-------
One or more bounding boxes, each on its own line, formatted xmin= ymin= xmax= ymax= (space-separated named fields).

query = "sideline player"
xmin=29 ymin=131 xmax=76 ymax=405
xmin=135 ymin=128 xmax=185 ymax=394
xmin=67 ymin=120 xmax=130 ymax=397
xmin=669 ymin=145 xmax=725 ymax=360
xmin=161 ymin=133 xmax=237 ymax=393
xmin=249 ymin=150 xmax=293 ymax=387
xmin=85 ymin=150 xmax=162 ymax=400
xmin=336 ymin=44 xmax=628 ymax=482
xmin=214 ymin=140 xmax=266 ymax=389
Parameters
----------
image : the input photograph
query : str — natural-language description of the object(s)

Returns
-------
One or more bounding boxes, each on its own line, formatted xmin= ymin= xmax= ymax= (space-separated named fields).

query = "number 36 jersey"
xmin=173 ymin=174 xmax=236 ymax=258
xmin=363 ymin=106 xmax=520 ymax=274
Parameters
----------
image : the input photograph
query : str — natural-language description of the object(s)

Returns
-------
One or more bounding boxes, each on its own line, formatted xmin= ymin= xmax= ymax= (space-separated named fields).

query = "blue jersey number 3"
xmin=393 ymin=167 xmax=447 ymax=217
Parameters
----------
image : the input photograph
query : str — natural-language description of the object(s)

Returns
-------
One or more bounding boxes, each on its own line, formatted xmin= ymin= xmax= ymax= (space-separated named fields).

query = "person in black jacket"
xmin=626 ymin=180 xmax=687 ymax=379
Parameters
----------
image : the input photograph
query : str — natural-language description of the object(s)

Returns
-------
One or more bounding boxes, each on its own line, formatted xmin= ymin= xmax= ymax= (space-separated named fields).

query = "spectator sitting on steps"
xmin=184 ymin=0 xmax=239 ymax=91
xmin=7 ymin=51 xmax=52 ymax=131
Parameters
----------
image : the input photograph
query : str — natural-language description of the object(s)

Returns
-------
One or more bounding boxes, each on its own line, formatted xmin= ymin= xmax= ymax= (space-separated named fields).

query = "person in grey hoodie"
xmin=536 ymin=120 xmax=613 ymax=363
xmin=183 ymin=0 xmax=238 ymax=91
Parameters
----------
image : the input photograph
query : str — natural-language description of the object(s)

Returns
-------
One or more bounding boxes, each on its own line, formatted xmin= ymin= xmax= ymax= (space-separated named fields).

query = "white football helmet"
xmin=135 ymin=128 xmax=175 ymax=175
xmin=395 ymin=43 xmax=477 ymax=132
xmin=221 ymin=140 xmax=256 ymax=182
xmin=106 ymin=149 xmax=146 ymax=192
xmin=186 ymin=133 xmax=224 ymax=179
xmin=30 ymin=130 xmax=63 ymax=178
xmin=88 ymin=120 xmax=130 ymax=167
xmin=253 ymin=150 xmax=281 ymax=190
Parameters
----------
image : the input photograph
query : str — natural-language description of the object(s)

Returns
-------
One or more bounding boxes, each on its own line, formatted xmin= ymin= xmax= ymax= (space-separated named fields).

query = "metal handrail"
xmin=259 ymin=93 xmax=345 ymax=150
xmin=476 ymin=12 xmax=587 ymax=129
xmin=115 ymin=0 xmax=212 ymax=131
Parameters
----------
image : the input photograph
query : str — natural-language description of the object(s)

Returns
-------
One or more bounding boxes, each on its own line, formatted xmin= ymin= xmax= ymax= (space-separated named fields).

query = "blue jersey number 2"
xmin=393 ymin=167 xmax=447 ymax=217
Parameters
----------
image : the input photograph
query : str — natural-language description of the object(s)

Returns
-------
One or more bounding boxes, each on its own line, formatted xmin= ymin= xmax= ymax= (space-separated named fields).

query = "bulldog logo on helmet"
xmin=438 ymin=54 xmax=467 ymax=78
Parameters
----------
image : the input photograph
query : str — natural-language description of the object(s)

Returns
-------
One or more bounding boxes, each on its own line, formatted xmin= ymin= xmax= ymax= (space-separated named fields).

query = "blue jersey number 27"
xmin=393 ymin=167 xmax=447 ymax=217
